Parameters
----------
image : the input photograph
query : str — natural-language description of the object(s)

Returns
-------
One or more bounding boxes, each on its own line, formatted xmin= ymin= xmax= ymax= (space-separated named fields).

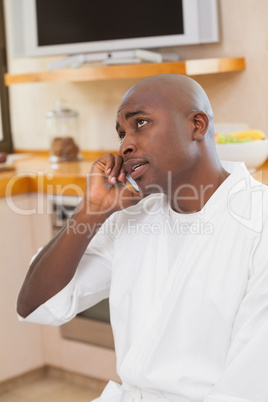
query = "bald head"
xmin=120 ymin=74 xmax=214 ymax=136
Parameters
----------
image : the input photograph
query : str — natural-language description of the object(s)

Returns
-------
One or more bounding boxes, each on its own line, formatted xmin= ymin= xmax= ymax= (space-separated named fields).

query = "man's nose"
xmin=119 ymin=136 xmax=137 ymax=156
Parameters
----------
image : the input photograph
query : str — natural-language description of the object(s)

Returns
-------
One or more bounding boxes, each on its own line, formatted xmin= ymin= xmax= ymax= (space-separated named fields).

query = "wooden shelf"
xmin=4 ymin=57 xmax=245 ymax=86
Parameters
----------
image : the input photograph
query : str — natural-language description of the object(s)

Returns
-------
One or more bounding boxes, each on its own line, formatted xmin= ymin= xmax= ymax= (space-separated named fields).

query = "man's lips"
xmin=124 ymin=158 xmax=149 ymax=179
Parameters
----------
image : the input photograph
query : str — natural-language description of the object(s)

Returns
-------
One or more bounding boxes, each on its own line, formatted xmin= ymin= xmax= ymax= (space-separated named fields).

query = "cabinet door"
xmin=0 ymin=193 xmax=51 ymax=381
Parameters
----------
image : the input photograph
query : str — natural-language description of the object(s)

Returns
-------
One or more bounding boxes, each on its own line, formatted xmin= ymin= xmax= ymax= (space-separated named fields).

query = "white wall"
xmin=4 ymin=0 xmax=268 ymax=152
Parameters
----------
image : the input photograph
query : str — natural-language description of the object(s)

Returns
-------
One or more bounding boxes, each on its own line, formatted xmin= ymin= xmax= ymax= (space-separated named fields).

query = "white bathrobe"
xmin=20 ymin=163 xmax=268 ymax=402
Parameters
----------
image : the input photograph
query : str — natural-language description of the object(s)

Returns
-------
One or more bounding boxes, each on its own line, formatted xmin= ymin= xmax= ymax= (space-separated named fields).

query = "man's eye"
xmin=118 ymin=132 xmax=125 ymax=143
xmin=137 ymin=119 xmax=147 ymax=128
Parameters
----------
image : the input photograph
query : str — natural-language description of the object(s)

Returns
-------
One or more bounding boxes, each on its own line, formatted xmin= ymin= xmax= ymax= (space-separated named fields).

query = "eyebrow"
xmin=116 ymin=110 xmax=149 ymax=132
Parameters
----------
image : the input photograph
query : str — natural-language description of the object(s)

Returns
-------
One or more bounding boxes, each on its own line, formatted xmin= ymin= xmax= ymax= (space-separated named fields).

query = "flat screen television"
xmin=8 ymin=0 xmax=219 ymax=59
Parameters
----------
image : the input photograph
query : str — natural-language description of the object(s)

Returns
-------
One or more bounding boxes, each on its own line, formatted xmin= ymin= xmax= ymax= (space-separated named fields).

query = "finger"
xmin=117 ymin=163 xmax=128 ymax=182
xmin=104 ymin=153 xmax=116 ymax=175
xmin=90 ymin=153 xmax=116 ymax=175
xmin=108 ymin=154 xmax=124 ymax=184
xmin=117 ymin=170 xmax=126 ymax=182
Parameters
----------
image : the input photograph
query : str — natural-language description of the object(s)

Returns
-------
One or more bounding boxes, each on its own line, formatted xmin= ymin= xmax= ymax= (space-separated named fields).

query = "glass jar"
xmin=46 ymin=101 xmax=81 ymax=162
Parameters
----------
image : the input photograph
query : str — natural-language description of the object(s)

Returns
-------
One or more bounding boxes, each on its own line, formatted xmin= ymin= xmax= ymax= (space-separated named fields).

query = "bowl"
xmin=216 ymin=139 xmax=268 ymax=171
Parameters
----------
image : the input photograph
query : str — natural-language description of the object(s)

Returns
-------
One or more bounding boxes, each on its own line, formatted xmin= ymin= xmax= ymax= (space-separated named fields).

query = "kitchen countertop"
xmin=0 ymin=153 xmax=95 ymax=198
xmin=1 ymin=153 xmax=268 ymax=198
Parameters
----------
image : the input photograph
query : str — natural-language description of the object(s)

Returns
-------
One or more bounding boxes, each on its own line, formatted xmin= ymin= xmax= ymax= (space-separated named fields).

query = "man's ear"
xmin=192 ymin=111 xmax=209 ymax=141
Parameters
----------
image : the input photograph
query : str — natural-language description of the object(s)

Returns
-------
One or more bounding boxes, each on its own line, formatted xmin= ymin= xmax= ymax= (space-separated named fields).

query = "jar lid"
xmin=46 ymin=100 xmax=78 ymax=119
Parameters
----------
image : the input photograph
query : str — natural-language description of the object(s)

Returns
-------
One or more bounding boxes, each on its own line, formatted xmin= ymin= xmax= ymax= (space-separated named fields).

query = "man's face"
xmin=116 ymin=86 xmax=197 ymax=195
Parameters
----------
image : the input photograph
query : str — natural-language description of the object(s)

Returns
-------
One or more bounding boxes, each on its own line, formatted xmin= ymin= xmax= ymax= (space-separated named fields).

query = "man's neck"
xmin=169 ymin=167 xmax=230 ymax=214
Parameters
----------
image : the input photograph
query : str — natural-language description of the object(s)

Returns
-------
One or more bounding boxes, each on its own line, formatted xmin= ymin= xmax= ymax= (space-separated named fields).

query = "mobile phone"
xmin=126 ymin=173 xmax=139 ymax=192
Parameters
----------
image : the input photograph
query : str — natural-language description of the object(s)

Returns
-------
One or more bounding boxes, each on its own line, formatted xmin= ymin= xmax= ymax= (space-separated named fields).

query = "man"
xmin=17 ymin=75 xmax=268 ymax=402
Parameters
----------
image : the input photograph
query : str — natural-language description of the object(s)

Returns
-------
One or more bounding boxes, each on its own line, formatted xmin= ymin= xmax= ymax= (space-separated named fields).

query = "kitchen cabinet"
xmin=4 ymin=57 xmax=245 ymax=86
xmin=0 ymin=189 xmax=118 ymax=383
xmin=0 ymin=193 xmax=50 ymax=382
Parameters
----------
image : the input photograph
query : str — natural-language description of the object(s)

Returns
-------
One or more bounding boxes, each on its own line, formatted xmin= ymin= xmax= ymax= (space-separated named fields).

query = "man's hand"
xmin=83 ymin=153 xmax=142 ymax=216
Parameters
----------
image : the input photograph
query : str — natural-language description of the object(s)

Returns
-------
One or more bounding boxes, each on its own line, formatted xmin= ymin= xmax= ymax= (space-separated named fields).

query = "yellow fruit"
xmin=215 ymin=129 xmax=266 ymax=144
xmin=232 ymin=129 xmax=266 ymax=141
xmin=214 ymin=133 xmax=220 ymax=144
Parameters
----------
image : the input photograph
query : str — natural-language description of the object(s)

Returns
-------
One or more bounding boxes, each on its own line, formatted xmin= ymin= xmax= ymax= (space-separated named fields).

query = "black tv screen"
xmin=36 ymin=0 xmax=184 ymax=46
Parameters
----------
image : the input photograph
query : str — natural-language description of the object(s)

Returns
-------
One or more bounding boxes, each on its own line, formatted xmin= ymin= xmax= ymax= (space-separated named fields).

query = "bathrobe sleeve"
xmin=18 ymin=215 xmax=115 ymax=326
xmin=204 ymin=214 xmax=268 ymax=402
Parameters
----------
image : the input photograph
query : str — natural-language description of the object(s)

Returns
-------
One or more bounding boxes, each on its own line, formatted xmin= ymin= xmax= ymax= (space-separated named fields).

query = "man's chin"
xmin=139 ymin=184 xmax=165 ymax=196
xmin=135 ymin=176 xmax=166 ymax=196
